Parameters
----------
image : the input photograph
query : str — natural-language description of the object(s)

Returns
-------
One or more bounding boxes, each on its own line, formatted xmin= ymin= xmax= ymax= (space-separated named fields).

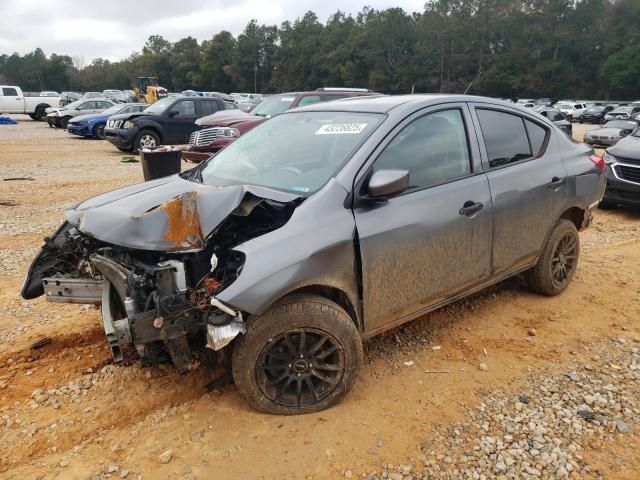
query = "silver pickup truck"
xmin=0 ymin=85 xmax=60 ymax=120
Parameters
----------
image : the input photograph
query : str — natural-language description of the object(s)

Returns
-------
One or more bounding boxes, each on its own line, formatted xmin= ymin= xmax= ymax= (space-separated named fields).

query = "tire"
xmin=93 ymin=123 xmax=106 ymax=139
xmin=134 ymin=130 xmax=160 ymax=152
xmin=34 ymin=106 xmax=47 ymax=121
xmin=232 ymin=294 xmax=363 ymax=415
xmin=525 ymin=219 xmax=580 ymax=296
xmin=60 ymin=116 xmax=71 ymax=129
xmin=29 ymin=114 xmax=37 ymax=120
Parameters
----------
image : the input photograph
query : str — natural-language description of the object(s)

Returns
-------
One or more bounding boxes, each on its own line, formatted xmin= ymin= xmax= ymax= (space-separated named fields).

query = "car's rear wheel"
xmin=93 ymin=124 xmax=105 ymax=139
xmin=134 ymin=130 xmax=160 ymax=151
xmin=232 ymin=294 xmax=363 ymax=415
xmin=526 ymin=219 xmax=580 ymax=296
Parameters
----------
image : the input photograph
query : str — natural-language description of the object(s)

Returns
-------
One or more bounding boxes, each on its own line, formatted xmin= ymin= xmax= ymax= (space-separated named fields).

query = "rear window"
xmin=476 ymin=109 xmax=532 ymax=168
xmin=199 ymin=100 xmax=220 ymax=116
xmin=525 ymin=120 xmax=548 ymax=156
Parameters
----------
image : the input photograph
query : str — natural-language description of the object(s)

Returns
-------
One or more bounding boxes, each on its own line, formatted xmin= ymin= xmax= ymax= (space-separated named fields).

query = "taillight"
xmin=589 ymin=155 xmax=605 ymax=171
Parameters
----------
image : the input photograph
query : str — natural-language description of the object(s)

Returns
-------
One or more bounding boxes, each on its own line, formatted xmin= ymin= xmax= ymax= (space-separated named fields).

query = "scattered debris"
xmin=120 ymin=156 xmax=139 ymax=163
xmin=30 ymin=336 xmax=52 ymax=350
xmin=616 ymin=420 xmax=629 ymax=433
xmin=479 ymin=363 xmax=488 ymax=371
xmin=424 ymin=369 xmax=451 ymax=374
xmin=403 ymin=360 xmax=415 ymax=367
xmin=527 ymin=328 xmax=537 ymax=337
xmin=431 ymin=346 xmax=441 ymax=351
xmin=3 ymin=176 xmax=34 ymax=181
xmin=158 ymin=449 xmax=173 ymax=464
xmin=0 ymin=199 xmax=17 ymax=206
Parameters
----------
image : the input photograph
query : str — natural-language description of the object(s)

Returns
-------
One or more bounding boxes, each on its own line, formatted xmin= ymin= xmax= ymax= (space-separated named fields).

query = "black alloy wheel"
xmin=551 ymin=232 xmax=578 ymax=289
xmin=256 ymin=328 xmax=344 ymax=408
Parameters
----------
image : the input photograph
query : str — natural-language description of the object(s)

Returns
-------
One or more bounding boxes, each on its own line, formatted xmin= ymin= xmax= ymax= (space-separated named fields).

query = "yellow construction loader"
xmin=134 ymin=77 xmax=168 ymax=104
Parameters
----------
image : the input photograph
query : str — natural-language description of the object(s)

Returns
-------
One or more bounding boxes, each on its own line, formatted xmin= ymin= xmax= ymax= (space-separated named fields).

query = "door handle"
xmin=459 ymin=201 xmax=484 ymax=216
xmin=548 ymin=177 xmax=566 ymax=189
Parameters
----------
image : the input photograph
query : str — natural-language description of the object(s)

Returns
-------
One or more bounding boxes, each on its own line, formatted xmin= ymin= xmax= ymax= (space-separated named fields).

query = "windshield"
xmin=585 ymin=106 xmax=604 ymax=113
xmin=62 ymin=100 xmax=82 ymax=110
xmin=143 ymin=97 xmax=174 ymax=114
xmin=612 ymin=107 xmax=632 ymax=114
xmin=200 ymin=111 xmax=383 ymax=193
xmin=251 ymin=96 xmax=295 ymax=117
xmin=603 ymin=120 xmax=637 ymax=129
xmin=555 ymin=104 xmax=571 ymax=110
xmin=101 ymin=105 xmax=127 ymax=116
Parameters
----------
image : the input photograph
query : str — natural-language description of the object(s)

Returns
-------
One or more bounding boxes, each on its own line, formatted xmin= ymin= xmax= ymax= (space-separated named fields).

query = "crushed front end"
xmin=21 ymin=182 xmax=299 ymax=373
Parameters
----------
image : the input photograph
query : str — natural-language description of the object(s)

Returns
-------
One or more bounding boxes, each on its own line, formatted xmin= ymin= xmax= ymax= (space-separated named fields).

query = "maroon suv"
xmin=182 ymin=89 xmax=377 ymax=162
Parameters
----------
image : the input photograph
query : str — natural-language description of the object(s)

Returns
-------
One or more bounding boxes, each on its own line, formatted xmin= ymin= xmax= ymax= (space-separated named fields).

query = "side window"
xmin=525 ymin=120 xmax=548 ymax=156
xmin=297 ymin=95 xmax=322 ymax=107
xmin=98 ymin=102 xmax=111 ymax=109
xmin=224 ymin=102 xmax=238 ymax=110
xmin=373 ymin=109 xmax=471 ymax=191
xmin=78 ymin=102 xmax=95 ymax=110
xmin=2 ymin=87 xmax=18 ymax=96
xmin=476 ymin=109 xmax=531 ymax=168
xmin=171 ymin=100 xmax=196 ymax=117
xmin=199 ymin=100 xmax=220 ymax=116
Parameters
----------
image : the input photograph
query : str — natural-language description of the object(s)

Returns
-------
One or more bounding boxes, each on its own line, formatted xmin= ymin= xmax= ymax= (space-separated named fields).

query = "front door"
xmin=353 ymin=106 xmax=493 ymax=334
xmin=0 ymin=87 xmax=21 ymax=113
xmin=165 ymin=99 xmax=197 ymax=144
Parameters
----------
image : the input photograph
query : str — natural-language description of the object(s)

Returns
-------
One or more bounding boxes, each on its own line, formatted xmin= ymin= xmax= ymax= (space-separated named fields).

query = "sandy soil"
xmin=0 ymin=117 xmax=638 ymax=479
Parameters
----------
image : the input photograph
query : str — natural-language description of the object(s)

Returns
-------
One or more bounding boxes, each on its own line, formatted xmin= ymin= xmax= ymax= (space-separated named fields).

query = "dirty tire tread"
xmin=525 ymin=219 xmax=579 ymax=296
xmin=232 ymin=294 xmax=363 ymax=415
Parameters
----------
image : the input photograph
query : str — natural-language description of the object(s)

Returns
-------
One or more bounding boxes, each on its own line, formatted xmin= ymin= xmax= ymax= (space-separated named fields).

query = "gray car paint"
xmin=24 ymin=94 xmax=606 ymax=339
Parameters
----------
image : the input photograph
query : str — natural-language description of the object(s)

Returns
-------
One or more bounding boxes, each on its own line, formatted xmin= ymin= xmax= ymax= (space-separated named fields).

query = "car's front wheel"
xmin=232 ymin=294 xmax=363 ymax=415
xmin=134 ymin=130 xmax=160 ymax=151
xmin=93 ymin=123 xmax=105 ymax=139
xmin=526 ymin=219 xmax=580 ymax=296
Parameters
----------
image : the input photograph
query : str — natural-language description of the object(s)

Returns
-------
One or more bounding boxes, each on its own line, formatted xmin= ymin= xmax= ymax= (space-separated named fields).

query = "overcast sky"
xmin=0 ymin=0 xmax=425 ymax=62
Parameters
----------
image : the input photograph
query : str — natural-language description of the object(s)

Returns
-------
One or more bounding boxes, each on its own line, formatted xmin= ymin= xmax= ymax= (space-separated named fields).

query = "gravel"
xmin=358 ymin=338 xmax=639 ymax=479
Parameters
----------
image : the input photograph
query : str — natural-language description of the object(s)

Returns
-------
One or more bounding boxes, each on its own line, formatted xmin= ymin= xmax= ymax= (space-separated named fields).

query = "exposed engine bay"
xmin=22 ymin=187 xmax=299 ymax=373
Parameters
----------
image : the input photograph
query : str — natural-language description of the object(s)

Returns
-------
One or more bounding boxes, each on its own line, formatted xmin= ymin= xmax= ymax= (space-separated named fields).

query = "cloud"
xmin=0 ymin=0 xmax=426 ymax=61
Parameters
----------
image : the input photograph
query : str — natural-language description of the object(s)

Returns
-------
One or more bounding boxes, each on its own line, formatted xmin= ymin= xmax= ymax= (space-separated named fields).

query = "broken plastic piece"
xmin=206 ymin=321 xmax=245 ymax=351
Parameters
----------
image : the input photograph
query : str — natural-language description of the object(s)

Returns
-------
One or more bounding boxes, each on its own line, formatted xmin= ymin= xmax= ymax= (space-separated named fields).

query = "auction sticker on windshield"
xmin=316 ymin=123 xmax=368 ymax=135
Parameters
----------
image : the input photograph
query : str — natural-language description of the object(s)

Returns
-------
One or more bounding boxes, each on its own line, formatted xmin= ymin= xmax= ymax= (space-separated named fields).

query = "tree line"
xmin=1 ymin=0 xmax=638 ymax=99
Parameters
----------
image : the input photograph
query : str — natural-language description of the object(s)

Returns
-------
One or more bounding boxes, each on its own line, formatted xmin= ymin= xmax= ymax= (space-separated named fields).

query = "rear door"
xmin=0 ymin=87 xmax=23 ymax=113
xmin=353 ymin=104 xmax=493 ymax=334
xmin=469 ymin=104 xmax=568 ymax=275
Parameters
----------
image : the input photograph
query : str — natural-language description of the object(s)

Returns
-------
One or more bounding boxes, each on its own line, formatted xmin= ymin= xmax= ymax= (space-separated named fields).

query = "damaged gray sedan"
xmin=22 ymin=95 xmax=605 ymax=414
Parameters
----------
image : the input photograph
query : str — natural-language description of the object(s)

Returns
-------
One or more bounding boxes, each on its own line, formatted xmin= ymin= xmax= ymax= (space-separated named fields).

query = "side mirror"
xmin=168 ymin=110 xmax=178 ymax=117
xmin=367 ymin=169 xmax=410 ymax=198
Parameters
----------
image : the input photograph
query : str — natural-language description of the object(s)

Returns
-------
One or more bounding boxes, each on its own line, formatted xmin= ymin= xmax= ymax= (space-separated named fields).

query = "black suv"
xmin=601 ymin=128 xmax=640 ymax=208
xmin=105 ymin=96 xmax=227 ymax=152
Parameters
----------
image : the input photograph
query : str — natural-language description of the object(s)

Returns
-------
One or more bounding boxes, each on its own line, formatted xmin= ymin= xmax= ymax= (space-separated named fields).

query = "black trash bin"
xmin=140 ymin=147 xmax=182 ymax=181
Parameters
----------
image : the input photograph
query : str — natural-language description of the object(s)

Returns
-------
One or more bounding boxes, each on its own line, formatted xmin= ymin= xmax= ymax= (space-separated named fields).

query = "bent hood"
xmin=64 ymin=175 xmax=301 ymax=252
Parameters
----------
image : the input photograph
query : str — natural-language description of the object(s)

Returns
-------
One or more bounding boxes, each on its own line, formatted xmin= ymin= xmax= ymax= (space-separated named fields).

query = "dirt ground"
xmin=0 ymin=117 xmax=638 ymax=479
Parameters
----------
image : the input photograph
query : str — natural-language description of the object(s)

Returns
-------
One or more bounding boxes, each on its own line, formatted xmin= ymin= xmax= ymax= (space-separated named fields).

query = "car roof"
xmin=292 ymin=94 xmax=518 ymax=114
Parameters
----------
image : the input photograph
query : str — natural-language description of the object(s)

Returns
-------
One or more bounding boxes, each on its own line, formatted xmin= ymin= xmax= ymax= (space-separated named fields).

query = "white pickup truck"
xmin=0 ymin=86 xmax=60 ymax=120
